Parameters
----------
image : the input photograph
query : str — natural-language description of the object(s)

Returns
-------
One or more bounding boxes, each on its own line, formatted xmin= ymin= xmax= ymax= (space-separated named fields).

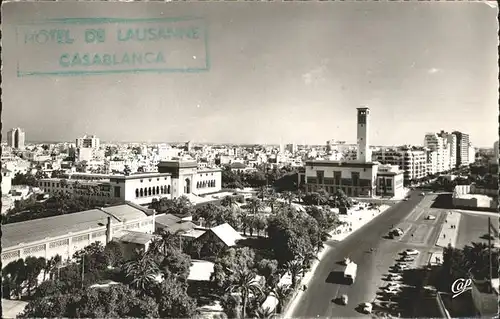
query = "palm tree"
xmin=271 ymin=284 xmax=292 ymax=314
xmin=267 ymin=191 xmax=278 ymax=214
xmin=285 ymin=259 xmax=304 ymax=288
xmin=282 ymin=191 xmax=295 ymax=208
xmin=124 ymin=251 xmax=160 ymax=292
xmin=254 ymin=306 xmax=274 ymax=319
xmin=221 ymin=196 xmax=238 ymax=209
xmin=226 ymin=270 xmax=263 ymax=319
xmin=247 ymin=198 xmax=263 ymax=215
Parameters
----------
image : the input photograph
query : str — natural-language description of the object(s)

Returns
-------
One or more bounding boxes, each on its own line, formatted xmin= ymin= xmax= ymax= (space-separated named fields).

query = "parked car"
xmin=384 ymin=288 xmax=401 ymax=295
xmin=388 ymin=274 xmax=403 ymax=281
xmin=403 ymin=198 xmax=409 ymax=201
xmin=340 ymin=294 xmax=348 ymax=305
xmin=344 ymin=257 xmax=351 ymax=265
xmin=361 ymin=302 xmax=373 ymax=314
xmin=395 ymin=264 xmax=410 ymax=271
xmin=426 ymin=215 xmax=436 ymax=220
xmin=420 ymin=192 xmax=425 ymax=196
xmin=404 ymin=249 xmax=420 ymax=256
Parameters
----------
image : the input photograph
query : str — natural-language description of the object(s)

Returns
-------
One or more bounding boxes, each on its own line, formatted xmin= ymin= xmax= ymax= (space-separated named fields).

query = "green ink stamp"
xmin=16 ymin=17 xmax=209 ymax=76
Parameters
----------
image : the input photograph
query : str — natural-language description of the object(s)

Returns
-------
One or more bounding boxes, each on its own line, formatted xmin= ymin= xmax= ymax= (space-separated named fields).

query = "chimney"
xmin=106 ymin=216 xmax=112 ymax=244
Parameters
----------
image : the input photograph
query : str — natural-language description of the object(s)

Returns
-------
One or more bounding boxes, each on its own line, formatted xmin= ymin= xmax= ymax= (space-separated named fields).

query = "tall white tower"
xmin=356 ymin=107 xmax=370 ymax=163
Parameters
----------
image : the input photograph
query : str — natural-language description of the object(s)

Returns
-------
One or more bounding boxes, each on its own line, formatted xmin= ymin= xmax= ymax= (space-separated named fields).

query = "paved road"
xmin=289 ymin=191 xmax=447 ymax=318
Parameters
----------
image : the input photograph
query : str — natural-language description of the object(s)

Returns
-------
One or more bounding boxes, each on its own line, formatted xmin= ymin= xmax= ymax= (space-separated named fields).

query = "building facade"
xmin=356 ymin=107 xmax=371 ymax=163
xmin=375 ymin=164 xmax=405 ymax=198
xmin=1 ymin=204 xmax=155 ymax=268
xmin=424 ymin=133 xmax=450 ymax=173
xmin=304 ymin=160 xmax=379 ymax=197
xmin=453 ymin=131 xmax=471 ymax=167
xmin=157 ymin=160 xmax=222 ymax=197
xmin=372 ymin=148 xmax=428 ymax=184
xmin=7 ymin=128 xmax=26 ymax=150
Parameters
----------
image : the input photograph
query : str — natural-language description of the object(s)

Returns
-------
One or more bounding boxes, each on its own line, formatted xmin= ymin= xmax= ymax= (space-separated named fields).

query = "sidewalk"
xmin=436 ymin=212 xmax=461 ymax=248
xmin=282 ymin=204 xmax=391 ymax=318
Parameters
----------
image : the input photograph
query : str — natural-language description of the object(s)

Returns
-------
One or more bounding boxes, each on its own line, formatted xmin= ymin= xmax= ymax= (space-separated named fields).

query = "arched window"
xmin=185 ymin=179 xmax=191 ymax=194
xmin=152 ymin=187 xmax=156 ymax=195
xmin=156 ymin=186 xmax=160 ymax=194
xmin=140 ymin=188 xmax=144 ymax=197
xmin=167 ymin=185 xmax=171 ymax=194
xmin=148 ymin=187 xmax=152 ymax=196
xmin=197 ymin=181 xmax=200 ymax=189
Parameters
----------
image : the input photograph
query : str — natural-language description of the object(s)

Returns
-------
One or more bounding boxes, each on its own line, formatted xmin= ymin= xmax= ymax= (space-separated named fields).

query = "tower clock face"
xmin=358 ymin=113 xmax=366 ymax=124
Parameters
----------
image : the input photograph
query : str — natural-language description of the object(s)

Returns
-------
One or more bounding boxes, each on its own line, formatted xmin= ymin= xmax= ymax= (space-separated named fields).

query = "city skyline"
xmin=2 ymin=2 xmax=497 ymax=147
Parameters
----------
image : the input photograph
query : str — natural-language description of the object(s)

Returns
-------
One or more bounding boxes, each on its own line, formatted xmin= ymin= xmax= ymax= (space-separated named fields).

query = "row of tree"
xmin=13 ymin=233 xmax=198 ymax=318
xmin=5 ymin=186 xmax=123 ymax=224
xmin=221 ymin=165 xmax=298 ymax=191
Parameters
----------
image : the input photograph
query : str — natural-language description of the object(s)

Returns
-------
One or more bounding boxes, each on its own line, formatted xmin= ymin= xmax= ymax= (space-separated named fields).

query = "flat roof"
xmin=2 ymin=203 xmax=150 ymax=249
xmin=305 ymin=160 xmax=378 ymax=168
xmin=158 ymin=160 xmax=198 ymax=169
xmin=109 ymin=172 xmax=171 ymax=180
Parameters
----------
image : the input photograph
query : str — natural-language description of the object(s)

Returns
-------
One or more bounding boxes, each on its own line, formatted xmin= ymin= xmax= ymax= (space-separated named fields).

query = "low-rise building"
xmin=1 ymin=203 xmax=155 ymax=267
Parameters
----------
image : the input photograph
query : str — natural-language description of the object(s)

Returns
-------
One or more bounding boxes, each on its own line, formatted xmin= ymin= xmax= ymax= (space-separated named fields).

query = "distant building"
xmin=304 ymin=107 xmax=404 ymax=198
xmin=185 ymin=141 xmax=192 ymax=152
xmin=7 ymin=128 xmax=25 ymax=150
xmin=1 ymin=168 xmax=13 ymax=195
xmin=76 ymin=135 xmax=102 ymax=162
xmin=424 ymin=133 xmax=450 ymax=173
xmin=158 ymin=160 xmax=222 ymax=197
xmin=76 ymin=135 xmax=100 ymax=149
xmin=452 ymin=131 xmax=471 ymax=167
xmin=286 ymin=143 xmax=297 ymax=154
xmin=372 ymin=147 xmax=427 ymax=184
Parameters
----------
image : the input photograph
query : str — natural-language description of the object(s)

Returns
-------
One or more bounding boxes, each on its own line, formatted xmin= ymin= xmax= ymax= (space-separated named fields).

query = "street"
xmin=289 ymin=191 xmax=448 ymax=318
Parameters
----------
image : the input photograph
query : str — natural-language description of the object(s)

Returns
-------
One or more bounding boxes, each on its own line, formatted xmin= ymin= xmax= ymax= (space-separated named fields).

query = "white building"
xmin=424 ymin=133 xmax=450 ymax=173
xmin=303 ymin=107 xmax=404 ymax=198
xmin=38 ymin=160 xmax=223 ymax=205
xmin=1 ymin=168 xmax=13 ymax=195
xmin=7 ymin=128 xmax=25 ymax=150
xmin=372 ymin=148 xmax=428 ymax=183
xmin=76 ymin=135 xmax=100 ymax=149
xmin=1 ymin=203 xmax=156 ymax=267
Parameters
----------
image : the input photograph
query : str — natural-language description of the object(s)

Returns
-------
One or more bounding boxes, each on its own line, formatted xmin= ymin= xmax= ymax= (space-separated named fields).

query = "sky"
xmin=2 ymin=1 xmax=498 ymax=147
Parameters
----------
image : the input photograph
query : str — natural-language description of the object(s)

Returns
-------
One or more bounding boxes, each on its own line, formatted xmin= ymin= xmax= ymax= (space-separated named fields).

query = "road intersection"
xmin=286 ymin=191 xmax=451 ymax=318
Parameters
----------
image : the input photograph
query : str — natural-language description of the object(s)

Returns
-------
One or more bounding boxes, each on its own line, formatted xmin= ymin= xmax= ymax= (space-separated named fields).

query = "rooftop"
xmin=210 ymin=223 xmax=244 ymax=247
xmin=2 ymin=203 xmax=150 ymax=249
xmin=118 ymin=231 xmax=154 ymax=245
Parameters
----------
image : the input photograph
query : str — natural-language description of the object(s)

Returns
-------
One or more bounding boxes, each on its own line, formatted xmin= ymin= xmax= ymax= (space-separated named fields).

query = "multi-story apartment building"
xmin=76 ymin=135 xmax=100 ymax=149
xmin=372 ymin=147 xmax=427 ymax=184
xmin=76 ymin=135 xmax=102 ymax=162
xmin=424 ymin=133 xmax=450 ymax=173
xmin=7 ymin=128 xmax=26 ymax=150
xmin=438 ymin=131 xmax=457 ymax=169
xmin=452 ymin=131 xmax=471 ymax=167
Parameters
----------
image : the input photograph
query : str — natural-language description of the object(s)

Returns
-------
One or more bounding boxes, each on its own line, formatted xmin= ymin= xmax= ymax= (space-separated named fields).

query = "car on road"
xmin=402 ymin=198 xmax=409 ymax=201
xmin=426 ymin=215 xmax=436 ymax=220
xmin=384 ymin=288 xmax=401 ymax=295
xmin=390 ymin=228 xmax=404 ymax=236
xmin=395 ymin=264 xmax=410 ymax=271
xmin=339 ymin=294 xmax=348 ymax=305
xmin=343 ymin=257 xmax=351 ymax=265
xmin=482 ymin=234 xmax=495 ymax=240
xmin=388 ymin=274 xmax=403 ymax=281
xmin=385 ymin=282 xmax=402 ymax=290
xmin=403 ymin=249 xmax=420 ymax=256
xmin=361 ymin=302 xmax=373 ymax=314
xmin=420 ymin=192 xmax=425 ymax=196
